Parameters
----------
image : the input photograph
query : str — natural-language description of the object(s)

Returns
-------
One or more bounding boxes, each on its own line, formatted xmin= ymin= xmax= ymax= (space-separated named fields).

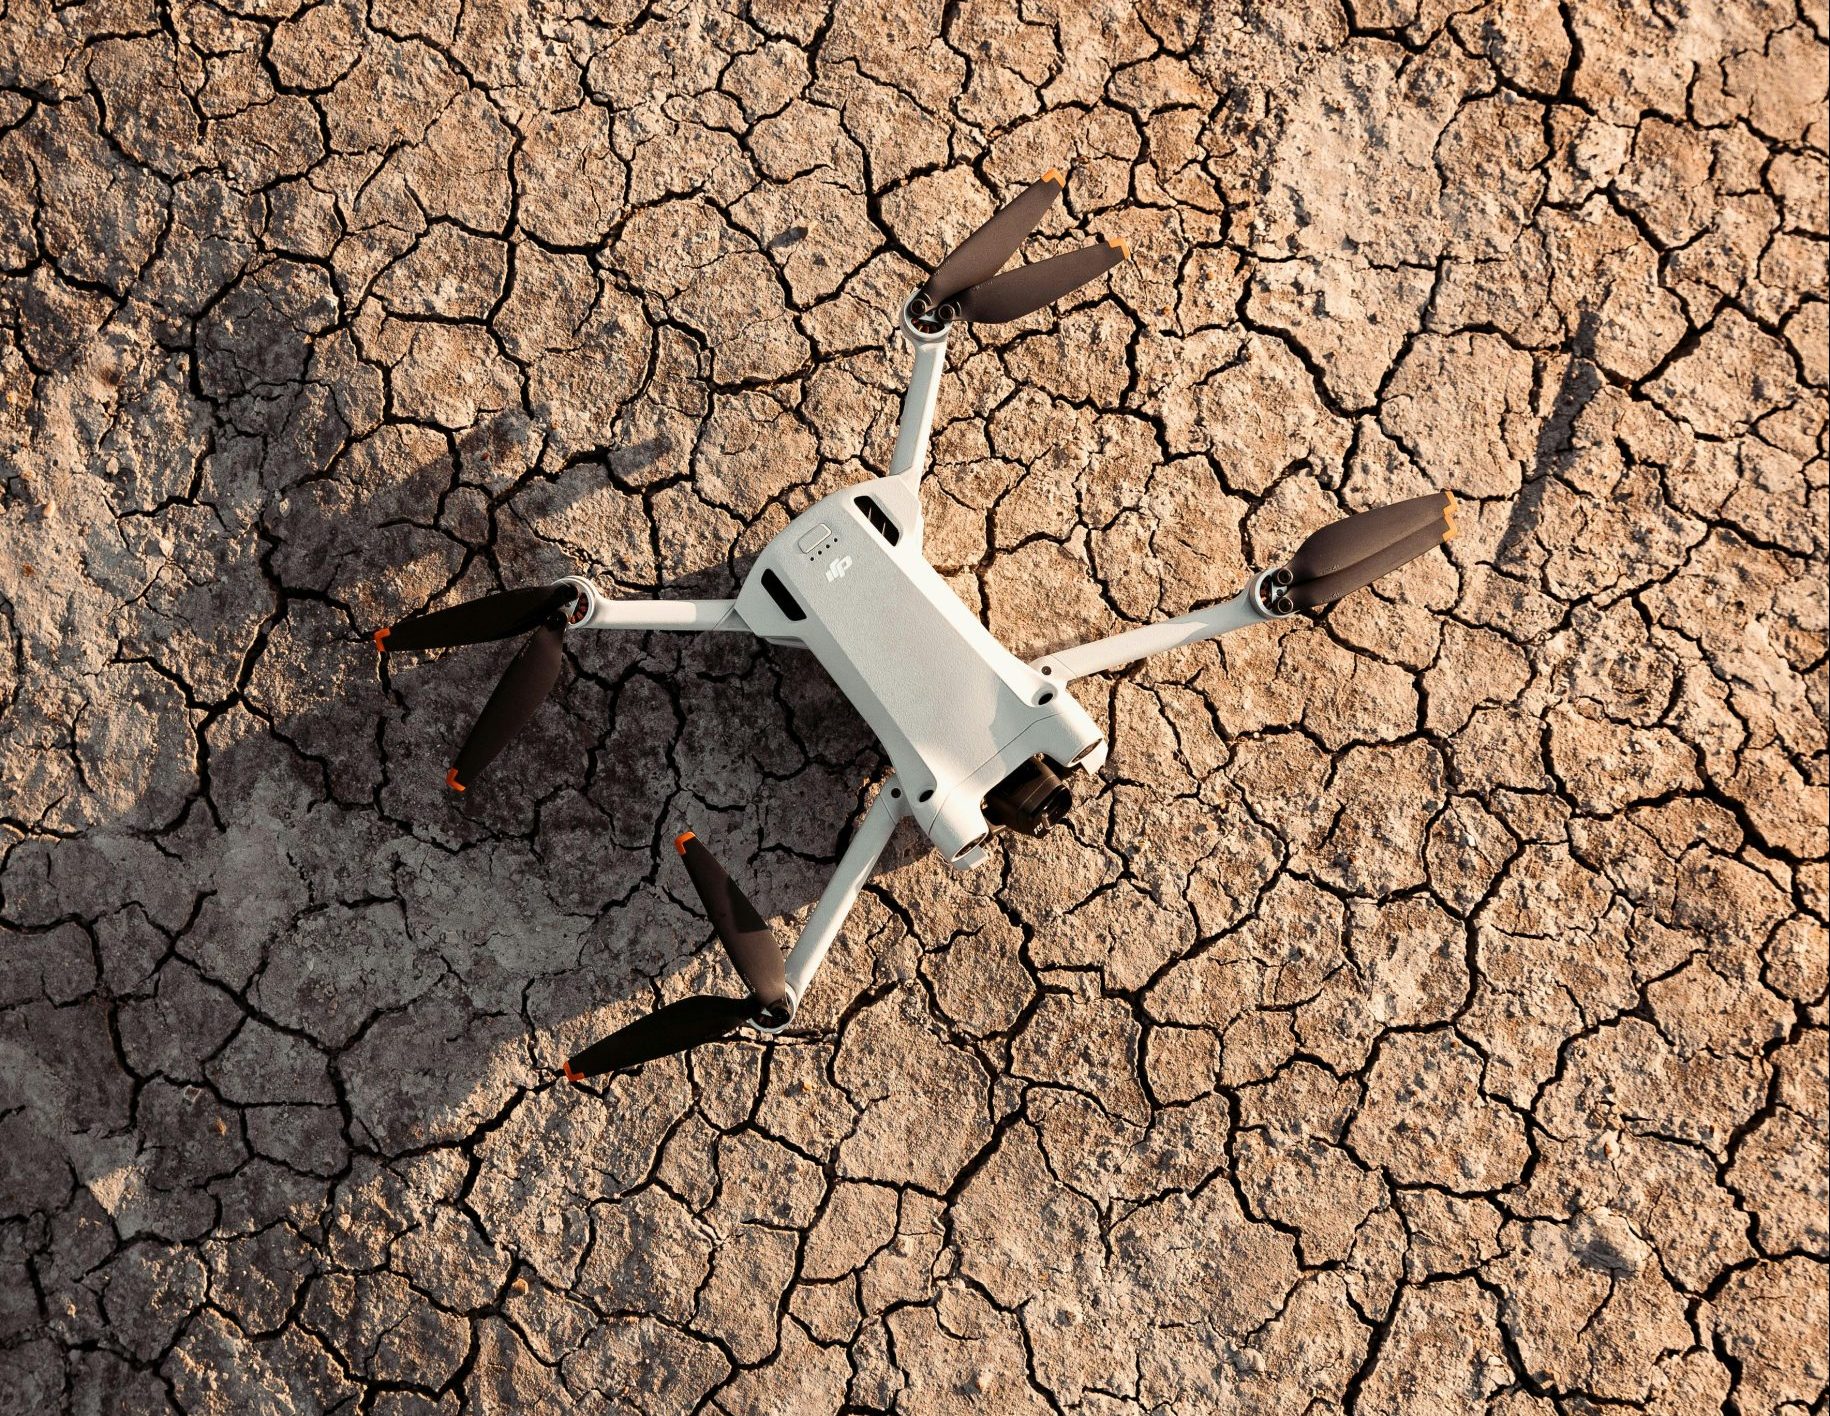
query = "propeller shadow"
xmin=1494 ymin=307 xmax=1602 ymax=570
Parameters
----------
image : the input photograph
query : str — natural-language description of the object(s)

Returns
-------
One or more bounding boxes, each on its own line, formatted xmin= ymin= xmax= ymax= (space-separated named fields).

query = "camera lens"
xmin=983 ymin=756 xmax=1073 ymax=838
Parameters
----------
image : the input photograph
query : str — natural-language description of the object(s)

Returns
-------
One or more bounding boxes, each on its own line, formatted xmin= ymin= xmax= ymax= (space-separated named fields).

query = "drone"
xmin=372 ymin=172 xmax=1457 ymax=1081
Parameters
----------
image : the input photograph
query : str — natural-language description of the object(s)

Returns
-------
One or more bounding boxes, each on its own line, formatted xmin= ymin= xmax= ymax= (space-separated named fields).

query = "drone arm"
xmin=885 ymin=312 xmax=950 ymax=486
xmin=562 ymin=578 xmax=748 ymax=633
xmin=1029 ymin=574 xmax=1290 ymax=685
xmin=779 ymin=780 xmax=911 ymax=1008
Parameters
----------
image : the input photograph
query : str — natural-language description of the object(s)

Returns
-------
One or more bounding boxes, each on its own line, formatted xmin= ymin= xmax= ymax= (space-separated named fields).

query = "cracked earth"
xmin=2 ymin=0 xmax=1827 ymax=1410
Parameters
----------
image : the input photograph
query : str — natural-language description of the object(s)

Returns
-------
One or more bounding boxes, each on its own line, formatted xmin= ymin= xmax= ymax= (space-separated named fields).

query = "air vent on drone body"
xmin=760 ymin=568 xmax=806 ymax=622
xmin=853 ymin=494 xmax=901 ymax=547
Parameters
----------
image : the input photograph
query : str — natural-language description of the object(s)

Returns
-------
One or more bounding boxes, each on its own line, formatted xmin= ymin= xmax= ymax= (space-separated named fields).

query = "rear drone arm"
xmin=1030 ymin=569 xmax=1295 ymax=684
xmin=885 ymin=309 xmax=949 ymax=488
xmin=561 ymin=577 xmax=749 ymax=634
xmin=779 ymin=778 xmax=911 ymax=1010
xmin=1029 ymin=490 xmax=1458 ymax=685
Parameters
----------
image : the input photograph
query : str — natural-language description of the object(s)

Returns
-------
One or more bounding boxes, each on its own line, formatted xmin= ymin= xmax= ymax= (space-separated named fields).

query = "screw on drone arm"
xmin=1254 ymin=565 xmax=1297 ymax=618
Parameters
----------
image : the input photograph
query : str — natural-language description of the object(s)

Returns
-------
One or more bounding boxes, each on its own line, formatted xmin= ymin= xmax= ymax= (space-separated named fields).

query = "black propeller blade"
xmin=564 ymin=995 xmax=759 ymax=1079
xmin=918 ymin=170 xmax=1064 ymax=311
xmin=562 ymin=831 xmax=789 ymax=1083
xmin=374 ymin=583 xmax=580 ymax=792
xmin=676 ymin=831 xmax=787 ymax=1012
xmin=447 ymin=619 xmax=567 ymax=792
xmin=374 ymin=583 xmax=576 ymax=653
xmin=954 ymin=240 xmax=1128 ymax=324
xmin=914 ymin=170 xmax=1129 ymax=323
xmin=1285 ymin=490 xmax=1457 ymax=610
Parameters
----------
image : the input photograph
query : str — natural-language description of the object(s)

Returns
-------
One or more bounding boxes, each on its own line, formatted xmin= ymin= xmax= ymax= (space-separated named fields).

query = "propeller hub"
xmin=1252 ymin=567 xmax=1298 ymax=618
xmin=901 ymin=292 xmax=954 ymax=339
xmin=555 ymin=575 xmax=596 ymax=626
xmin=753 ymin=998 xmax=794 ymax=1031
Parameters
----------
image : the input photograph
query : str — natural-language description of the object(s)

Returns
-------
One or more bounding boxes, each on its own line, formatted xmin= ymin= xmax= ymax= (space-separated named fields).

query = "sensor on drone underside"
xmin=733 ymin=470 xmax=1104 ymax=867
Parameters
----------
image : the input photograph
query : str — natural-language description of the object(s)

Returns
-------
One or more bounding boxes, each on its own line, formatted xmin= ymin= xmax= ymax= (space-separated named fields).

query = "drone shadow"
xmin=23 ymin=405 xmax=950 ymax=1184
xmin=342 ymin=418 xmax=943 ymax=1074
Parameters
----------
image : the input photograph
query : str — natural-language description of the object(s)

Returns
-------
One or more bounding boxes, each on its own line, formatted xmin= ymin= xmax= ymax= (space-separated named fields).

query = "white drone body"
xmin=553 ymin=299 xmax=1292 ymax=1018
xmin=373 ymin=172 xmax=1454 ymax=1074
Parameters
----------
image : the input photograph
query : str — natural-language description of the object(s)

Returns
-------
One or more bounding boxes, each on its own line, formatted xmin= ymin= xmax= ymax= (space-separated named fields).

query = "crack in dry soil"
xmin=1 ymin=0 xmax=1826 ymax=1411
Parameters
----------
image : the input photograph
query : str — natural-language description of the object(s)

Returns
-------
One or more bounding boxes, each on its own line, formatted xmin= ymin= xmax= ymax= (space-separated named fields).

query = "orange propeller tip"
xmin=562 ymin=1060 xmax=583 ymax=1084
xmin=1043 ymin=167 xmax=1065 ymax=186
xmin=674 ymin=830 xmax=696 ymax=856
xmin=445 ymin=768 xmax=465 ymax=793
xmin=373 ymin=627 xmax=391 ymax=653
xmin=1106 ymin=236 xmax=1131 ymax=260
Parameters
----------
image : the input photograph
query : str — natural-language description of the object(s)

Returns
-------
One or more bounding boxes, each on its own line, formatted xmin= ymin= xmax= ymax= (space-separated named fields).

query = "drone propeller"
xmin=915 ymin=170 xmax=1127 ymax=322
xmin=374 ymin=583 xmax=580 ymax=792
xmin=1285 ymin=490 xmax=1458 ymax=610
xmin=918 ymin=170 xmax=1064 ymax=311
xmin=373 ymin=583 xmax=576 ymax=652
xmin=563 ymin=831 xmax=788 ymax=1081
xmin=675 ymin=832 xmax=789 ymax=1009
xmin=953 ymin=240 xmax=1128 ymax=324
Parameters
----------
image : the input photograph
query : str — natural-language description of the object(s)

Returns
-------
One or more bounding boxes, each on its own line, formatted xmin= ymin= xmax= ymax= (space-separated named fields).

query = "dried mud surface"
xmin=2 ymin=0 xmax=1827 ymax=1411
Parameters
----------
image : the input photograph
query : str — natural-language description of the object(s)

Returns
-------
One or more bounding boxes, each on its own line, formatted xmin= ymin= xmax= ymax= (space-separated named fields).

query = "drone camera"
xmin=983 ymin=755 xmax=1074 ymax=838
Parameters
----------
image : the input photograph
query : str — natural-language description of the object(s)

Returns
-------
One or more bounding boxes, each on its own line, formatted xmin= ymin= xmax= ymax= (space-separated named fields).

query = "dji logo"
xmin=825 ymin=556 xmax=854 ymax=583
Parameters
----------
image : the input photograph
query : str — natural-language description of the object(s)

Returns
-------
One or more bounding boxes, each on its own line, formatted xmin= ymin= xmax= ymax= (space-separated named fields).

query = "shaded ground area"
xmin=2 ymin=0 xmax=1826 ymax=1410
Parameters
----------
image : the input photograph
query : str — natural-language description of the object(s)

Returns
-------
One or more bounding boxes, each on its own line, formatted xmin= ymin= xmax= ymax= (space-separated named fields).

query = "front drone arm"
xmin=886 ymin=168 xmax=1130 ymax=492
xmin=1030 ymin=570 xmax=1294 ymax=685
xmin=780 ymin=779 xmax=910 ymax=1008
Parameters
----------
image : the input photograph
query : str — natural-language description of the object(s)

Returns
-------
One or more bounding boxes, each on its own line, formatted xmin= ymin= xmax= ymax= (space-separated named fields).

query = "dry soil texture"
xmin=1 ymin=0 xmax=1827 ymax=1412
